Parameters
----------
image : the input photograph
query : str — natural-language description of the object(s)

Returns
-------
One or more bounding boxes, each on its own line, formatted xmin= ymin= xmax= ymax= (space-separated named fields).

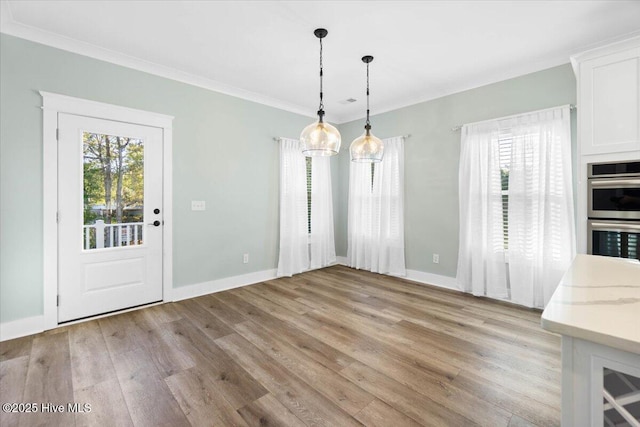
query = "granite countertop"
xmin=541 ymin=254 xmax=640 ymax=354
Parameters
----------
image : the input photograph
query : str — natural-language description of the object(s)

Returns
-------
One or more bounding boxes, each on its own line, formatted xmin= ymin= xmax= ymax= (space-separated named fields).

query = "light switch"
xmin=191 ymin=200 xmax=206 ymax=211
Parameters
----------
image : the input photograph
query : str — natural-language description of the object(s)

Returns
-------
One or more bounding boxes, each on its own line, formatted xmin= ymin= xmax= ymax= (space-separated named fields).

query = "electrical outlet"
xmin=243 ymin=253 xmax=249 ymax=264
xmin=432 ymin=253 xmax=440 ymax=264
xmin=191 ymin=200 xmax=206 ymax=211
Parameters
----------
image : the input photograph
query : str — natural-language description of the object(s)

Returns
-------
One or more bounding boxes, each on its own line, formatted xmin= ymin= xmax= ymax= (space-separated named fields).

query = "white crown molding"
xmin=336 ymin=29 xmax=640 ymax=125
xmin=0 ymin=4 xmax=316 ymax=120
xmin=570 ymin=30 xmax=640 ymax=75
xmin=0 ymin=0 xmax=578 ymax=127
xmin=335 ymin=54 xmax=574 ymax=125
xmin=3 ymin=2 xmax=640 ymax=125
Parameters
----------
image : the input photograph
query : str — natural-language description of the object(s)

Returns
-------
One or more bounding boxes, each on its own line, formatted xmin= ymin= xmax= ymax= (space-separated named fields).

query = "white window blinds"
xmin=457 ymin=105 xmax=575 ymax=308
xmin=347 ymin=136 xmax=406 ymax=276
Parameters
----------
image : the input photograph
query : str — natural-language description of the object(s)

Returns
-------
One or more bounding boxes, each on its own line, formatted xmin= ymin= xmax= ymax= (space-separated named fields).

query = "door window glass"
xmin=83 ymin=132 xmax=144 ymax=249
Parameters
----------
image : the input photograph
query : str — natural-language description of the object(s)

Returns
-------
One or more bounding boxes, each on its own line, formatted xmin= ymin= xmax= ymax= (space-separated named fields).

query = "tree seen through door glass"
xmin=83 ymin=132 xmax=144 ymax=250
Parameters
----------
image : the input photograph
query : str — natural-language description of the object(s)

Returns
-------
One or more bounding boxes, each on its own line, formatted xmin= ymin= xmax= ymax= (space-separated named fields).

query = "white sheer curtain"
xmin=456 ymin=106 xmax=575 ymax=308
xmin=276 ymin=138 xmax=336 ymax=277
xmin=457 ymin=122 xmax=509 ymax=299
xmin=348 ymin=136 xmax=406 ymax=276
xmin=347 ymin=155 xmax=375 ymax=269
xmin=276 ymin=138 xmax=309 ymax=277
xmin=506 ymin=106 xmax=575 ymax=308
xmin=310 ymin=156 xmax=336 ymax=269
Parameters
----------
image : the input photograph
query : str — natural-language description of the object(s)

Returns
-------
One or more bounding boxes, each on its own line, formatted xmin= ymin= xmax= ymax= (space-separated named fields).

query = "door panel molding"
xmin=41 ymin=91 xmax=173 ymax=330
xmin=57 ymin=114 xmax=163 ymax=321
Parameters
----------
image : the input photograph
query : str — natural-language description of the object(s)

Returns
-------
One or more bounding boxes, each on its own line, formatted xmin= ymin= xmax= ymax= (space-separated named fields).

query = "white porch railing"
xmin=83 ymin=220 xmax=144 ymax=250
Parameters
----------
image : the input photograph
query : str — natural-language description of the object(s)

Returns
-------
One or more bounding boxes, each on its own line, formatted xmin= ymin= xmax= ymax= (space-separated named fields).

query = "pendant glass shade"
xmin=350 ymin=55 xmax=383 ymax=163
xmin=300 ymin=120 xmax=341 ymax=156
xmin=301 ymin=28 xmax=341 ymax=157
xmin=350 ymin=131 xmax=384 ymax=162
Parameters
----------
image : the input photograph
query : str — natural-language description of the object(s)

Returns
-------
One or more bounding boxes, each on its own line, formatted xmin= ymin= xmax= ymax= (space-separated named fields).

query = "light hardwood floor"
xmin=0 ymin=265 xmax=560 ymax=427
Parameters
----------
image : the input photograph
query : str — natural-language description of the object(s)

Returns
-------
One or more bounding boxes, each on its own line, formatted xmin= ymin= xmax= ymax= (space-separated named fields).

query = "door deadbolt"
xmin=154 ymin=208 xmax=160 ymax=214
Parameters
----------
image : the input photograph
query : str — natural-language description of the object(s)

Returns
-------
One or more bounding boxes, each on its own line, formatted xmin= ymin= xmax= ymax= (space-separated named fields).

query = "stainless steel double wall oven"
xmin=587 ymin=161 xmax=640 ymax=260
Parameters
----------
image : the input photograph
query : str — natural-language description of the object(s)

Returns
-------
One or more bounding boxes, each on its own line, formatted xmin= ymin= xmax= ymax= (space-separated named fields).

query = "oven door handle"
xmin=589 ymin=178 xmax=640 ymax=187
xmin=590 ymin=221 xmax=640 ymax=231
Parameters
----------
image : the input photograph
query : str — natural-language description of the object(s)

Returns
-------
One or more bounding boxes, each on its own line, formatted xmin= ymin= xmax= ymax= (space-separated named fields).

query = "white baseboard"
xmin=0 ymin=315 xmax=44 ymax=342
xmin=405 ymin=269 xmax=460 ymax=292
xmin=171 ymin=268 xmax=278 ymax=302
xmin=334 ymin=256 xmax=459 ymax=292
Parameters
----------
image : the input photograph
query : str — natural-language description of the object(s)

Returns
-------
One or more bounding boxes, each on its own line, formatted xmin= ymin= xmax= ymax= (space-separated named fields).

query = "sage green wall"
xmin=0 ymin=32 xmax=577 ymax=325
xmin=0 ymin=34 xmax=312 ymax=323
xmin=335 ymin=64 xmax=577 ymax=278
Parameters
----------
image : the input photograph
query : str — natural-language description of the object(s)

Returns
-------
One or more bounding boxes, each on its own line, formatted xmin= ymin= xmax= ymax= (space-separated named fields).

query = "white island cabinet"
xmin=542 ymin=254 xmax=640 ymax=426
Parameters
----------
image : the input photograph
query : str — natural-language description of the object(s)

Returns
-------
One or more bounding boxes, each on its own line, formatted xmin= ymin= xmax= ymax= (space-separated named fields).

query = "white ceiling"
xmin=2 ymin=1 xmax=640 ymax=123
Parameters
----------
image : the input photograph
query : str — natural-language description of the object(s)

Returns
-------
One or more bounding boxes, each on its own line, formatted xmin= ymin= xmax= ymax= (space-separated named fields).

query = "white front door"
xmin=58 ymin=113 xmax=163 ymax=322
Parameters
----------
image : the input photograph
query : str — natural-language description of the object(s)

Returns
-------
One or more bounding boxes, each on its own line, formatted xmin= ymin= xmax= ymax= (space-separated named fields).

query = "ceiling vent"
xmin=340 ymin=98 xmax=358 ymax=104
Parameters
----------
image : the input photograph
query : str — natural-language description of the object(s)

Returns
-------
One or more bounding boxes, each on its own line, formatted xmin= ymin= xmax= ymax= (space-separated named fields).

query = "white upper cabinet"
xmin=573 ymin=37 xmax=640 ymax=156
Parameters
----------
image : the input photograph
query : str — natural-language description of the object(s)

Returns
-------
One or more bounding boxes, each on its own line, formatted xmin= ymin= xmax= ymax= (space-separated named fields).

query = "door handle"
xmin=148 ymin=220 xmax=161 ymax=227
xmin=589 ymin=179 xmax=640 ymax=187
xmin=589 ymin=221 xmax=640 ymax=232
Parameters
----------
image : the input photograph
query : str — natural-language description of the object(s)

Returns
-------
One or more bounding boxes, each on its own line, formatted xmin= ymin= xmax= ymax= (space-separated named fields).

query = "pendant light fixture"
xmin=300 ymin=28 xmax=341 ymax=157
xmin=350 ymin=55 xmax=383 ymax=163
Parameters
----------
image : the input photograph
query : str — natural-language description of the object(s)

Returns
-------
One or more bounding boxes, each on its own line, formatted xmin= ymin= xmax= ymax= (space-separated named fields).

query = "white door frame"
xmin=41 ymin=91 xmax=174 ymax=330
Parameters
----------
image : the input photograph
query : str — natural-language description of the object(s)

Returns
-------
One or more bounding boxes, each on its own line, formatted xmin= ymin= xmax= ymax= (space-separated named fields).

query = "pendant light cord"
xmin=366 ymin=61 xmax=370 ymax=128
xmin=319 ymin=37 xmax=324 ymax=112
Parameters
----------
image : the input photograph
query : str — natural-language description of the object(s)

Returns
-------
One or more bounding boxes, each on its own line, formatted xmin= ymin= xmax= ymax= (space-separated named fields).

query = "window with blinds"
xmin=628 ymin=234 xmax=638 ymax=260
xmin=371 ymin=163 xmax=376 ymax=191
xmin=306 ymin=157 xmax=312 ymax=234
xmin=594 ymin=231 xmax=639 ymax=259
xmin=498 ymin=133 xmax=512 ymax=249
